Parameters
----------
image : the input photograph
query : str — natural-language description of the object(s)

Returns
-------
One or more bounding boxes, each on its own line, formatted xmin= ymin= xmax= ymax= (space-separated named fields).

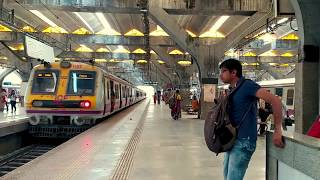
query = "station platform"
xmin=0 ymin=104 xmax=27 ymax=124
xmin=0 ymin=104 xmax=29 ymax=137
xmin=2 ymin=99 xmax=266 ymax=180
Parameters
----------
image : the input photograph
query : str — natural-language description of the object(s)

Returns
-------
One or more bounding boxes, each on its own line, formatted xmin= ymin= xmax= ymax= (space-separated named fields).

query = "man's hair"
xmin=219 ymin=58 xmax=242 ymax=78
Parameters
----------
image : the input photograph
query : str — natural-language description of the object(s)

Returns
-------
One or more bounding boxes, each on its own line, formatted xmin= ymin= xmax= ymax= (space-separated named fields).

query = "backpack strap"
xmin=227 ymin=79 xmax=256 ymax=129
xmin=228 ymin=78 xmax=249 ymax=96
xmin=236 ymin=102 xmax=255 ymax=129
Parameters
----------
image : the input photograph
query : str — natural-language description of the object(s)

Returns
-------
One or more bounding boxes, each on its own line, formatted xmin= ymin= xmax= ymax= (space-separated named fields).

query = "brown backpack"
xmin=204 ymin=79 xmax=252 ymax=155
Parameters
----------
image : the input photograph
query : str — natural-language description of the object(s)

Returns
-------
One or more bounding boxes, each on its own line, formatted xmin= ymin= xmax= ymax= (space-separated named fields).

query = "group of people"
xmin=0 ymin=89 xmax=18 ymax=113
xmin=153 ymin=91 xmax=162 ymax=104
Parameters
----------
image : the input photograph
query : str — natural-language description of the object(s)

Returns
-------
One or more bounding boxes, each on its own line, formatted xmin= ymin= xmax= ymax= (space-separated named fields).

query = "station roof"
xmin=0 ymin=0 xmax=297 ymax=86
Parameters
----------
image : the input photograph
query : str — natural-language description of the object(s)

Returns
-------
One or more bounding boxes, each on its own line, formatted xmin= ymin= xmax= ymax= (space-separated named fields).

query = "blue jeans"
xmin=223 ymin=138 xmax=256 ymax=180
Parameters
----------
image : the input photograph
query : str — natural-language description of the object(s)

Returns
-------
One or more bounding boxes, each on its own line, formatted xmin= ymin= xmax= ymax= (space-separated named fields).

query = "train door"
xmin=102 ymin=77 xmax=106 ymax=115
xmin=104 ymin=78 xmax=111 ymax=114
xmin=119 ymin=84 xmax=122 ymax=108
xmin=125 ymin=86 xmax=128 ymax=106
xmin=110 ymin=80 xmax=115 ymax=112
xmin=129 ymin=87 xmax=132 ymax=105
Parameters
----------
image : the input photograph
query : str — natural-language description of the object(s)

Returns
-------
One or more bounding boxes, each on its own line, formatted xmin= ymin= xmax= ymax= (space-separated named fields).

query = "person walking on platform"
xmin=219 ymin=59 xmax=284 ymax=180
xmin=9 ymin=90 xmax=17 ymax=113
xmin=171 ymin=90 xmax=182 ymax=120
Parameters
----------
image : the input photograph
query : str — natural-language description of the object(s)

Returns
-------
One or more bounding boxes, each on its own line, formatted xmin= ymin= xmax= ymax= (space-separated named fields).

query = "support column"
xmin=290 ymin=0 xmax=320 ymax=133
xmin=197 ymin=46 xmax=220 ymax=119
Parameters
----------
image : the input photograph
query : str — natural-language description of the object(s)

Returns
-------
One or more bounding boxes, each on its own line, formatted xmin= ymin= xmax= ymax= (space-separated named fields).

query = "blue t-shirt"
xmin=229 ymin=77 xmax=260 ymax=142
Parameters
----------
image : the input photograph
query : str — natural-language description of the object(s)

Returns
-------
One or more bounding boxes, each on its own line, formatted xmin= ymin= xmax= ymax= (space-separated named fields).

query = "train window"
xmin=115 ymin=84 xmax=119 ymax=99
xmin=275 ymin=88 xmax=283 ymax=97
xmin=123 ymin=86 xmax=126 ymax=98
xmin=32 ymin=70 xmax=59 ymax=94
xmin=286 ymin=89 xmax=294 ymax=106
xmin=67 ymin=71 xmax=96 ymax=96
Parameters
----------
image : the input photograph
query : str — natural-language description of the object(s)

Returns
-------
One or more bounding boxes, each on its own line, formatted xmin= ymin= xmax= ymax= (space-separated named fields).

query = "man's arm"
xmin=256 ymin=88 xmax=285 ymax=148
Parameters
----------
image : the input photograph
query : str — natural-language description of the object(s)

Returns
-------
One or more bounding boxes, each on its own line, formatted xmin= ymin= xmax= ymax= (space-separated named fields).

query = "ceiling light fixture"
xmin=211 ymin=16 xmax=230 ymax=31
xmin=199 ymin=16 xmax=229 ymax=38
xmin=277 ymin=18 xmax=288 ymax=24
xmin=74 ymin=12 xmax=94 ymax=33
xmin=150 ymin=25 xmax=169 ymax=36
xmin=30 ymin=10 xmax=57 ymax=27
xmin=96 ymin=12 xmax=120 ymax=35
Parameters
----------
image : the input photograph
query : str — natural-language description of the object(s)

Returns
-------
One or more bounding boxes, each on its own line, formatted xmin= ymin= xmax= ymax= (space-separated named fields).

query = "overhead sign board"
xmin=24 ymin=36 xmax=55 ymax=63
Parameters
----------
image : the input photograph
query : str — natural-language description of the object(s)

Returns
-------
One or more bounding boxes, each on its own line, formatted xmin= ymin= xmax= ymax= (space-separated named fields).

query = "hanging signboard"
xmin=24 ymin=36 xmax=55 ymax=63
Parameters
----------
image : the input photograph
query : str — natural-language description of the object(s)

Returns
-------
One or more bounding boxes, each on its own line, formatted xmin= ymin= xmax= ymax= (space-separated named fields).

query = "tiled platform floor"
xmin=0 ymin=103 xmax=28 ymax=126
xmin=129 ymin=102 xmax=265 ymax=180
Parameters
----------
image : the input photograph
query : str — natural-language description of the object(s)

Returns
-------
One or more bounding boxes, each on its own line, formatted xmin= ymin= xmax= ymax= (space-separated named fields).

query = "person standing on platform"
xmin=1 ymin=89 xmax=8 ymax=112
xmin=9 ymin=90 xmax=17 ymax=113
xmin=191 ymin=95 xmax=199 ymax=112
xmin=157 ymin=91 xmax=161 ymax=104
xmin=153 ymin=92 xmax=157 ymax=104
xmin=258 ymin=100 xmax=272 ymax=135
xmin=219 ymin=59 xmax=284 ymax=180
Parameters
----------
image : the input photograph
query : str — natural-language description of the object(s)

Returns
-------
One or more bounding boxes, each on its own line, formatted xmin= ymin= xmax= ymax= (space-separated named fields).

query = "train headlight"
xmin=32 ymin=100 xmax=43 ymax=107
xmin=80 ymin=100 xmax=91 ymax=108
xmin=60 ymin=61 xmax=71 ymax=68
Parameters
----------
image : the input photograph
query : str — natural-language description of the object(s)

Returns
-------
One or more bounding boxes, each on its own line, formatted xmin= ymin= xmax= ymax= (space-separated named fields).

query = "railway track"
xmin=0 ymin=144 xmax=56 ymax=176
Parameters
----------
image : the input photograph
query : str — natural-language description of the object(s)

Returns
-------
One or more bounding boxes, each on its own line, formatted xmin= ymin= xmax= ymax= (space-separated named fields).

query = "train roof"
xmin=218 ymin=78 xmax=295 ymax=89
xmin=257 ymin=78 xmax=295 ymax=87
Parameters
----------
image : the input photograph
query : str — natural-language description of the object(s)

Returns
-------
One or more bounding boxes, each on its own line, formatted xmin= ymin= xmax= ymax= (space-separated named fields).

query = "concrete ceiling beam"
xmin=148 ymin=5 xmax=198 ymax=59
xmin=0 ymin=67 xmax=14 ymax=85
xmin=0 ymin=42 xmax=32 ymax=76
xmin=151 ymin=46 xmax=186 ymax=84
xmin=57 ymin=51 xmax=157 ymax=60
xmin=0 ymin=32 xmax=222 ymax=47
xmin=256 ymin=59 xmax=285 ymax=79
xmin=10 ymin=1 xmax=256 ymax=16
xmin=218 ymin=12 xmax=273 ymax=59
xmin=150 ymin=60 xmax=173 ymax=83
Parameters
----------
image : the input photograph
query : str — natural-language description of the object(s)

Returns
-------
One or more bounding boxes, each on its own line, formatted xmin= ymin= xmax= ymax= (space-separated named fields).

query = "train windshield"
xmin=67 ymin=71 xmax=96 ymax=96
xmin=32 ymin=70 xmax=59 ymax=94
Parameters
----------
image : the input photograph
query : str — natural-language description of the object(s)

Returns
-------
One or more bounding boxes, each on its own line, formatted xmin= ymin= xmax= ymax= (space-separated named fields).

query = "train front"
xmin=24 ymin=61 xmax=103 ymax=137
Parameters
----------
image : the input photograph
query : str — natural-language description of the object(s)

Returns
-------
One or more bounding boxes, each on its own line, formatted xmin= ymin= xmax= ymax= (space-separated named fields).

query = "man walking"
xmin=219 ymin=59 xmax=284 ymax=180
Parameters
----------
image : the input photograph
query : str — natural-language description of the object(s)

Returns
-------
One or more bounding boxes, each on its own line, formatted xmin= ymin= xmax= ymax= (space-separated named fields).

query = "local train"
xmin=218 ymin=78 xmax=295 ymax=116
xmin=24 ymin=61 xmax=146 ymax=137
xmin=257 ymin=78 xmax=295 ymax=112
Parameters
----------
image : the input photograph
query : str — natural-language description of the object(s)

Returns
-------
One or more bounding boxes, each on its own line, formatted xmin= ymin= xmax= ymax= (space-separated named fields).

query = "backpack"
xmin=204 ymin=79 xmax=252 ymax=155
xmin=168 ymin=95 xmax=175 ymax=109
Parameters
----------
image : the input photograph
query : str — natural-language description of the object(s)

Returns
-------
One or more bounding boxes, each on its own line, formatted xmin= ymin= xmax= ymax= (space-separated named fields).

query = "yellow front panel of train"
xmin=25 ymin=62 xmax=99 ymax=111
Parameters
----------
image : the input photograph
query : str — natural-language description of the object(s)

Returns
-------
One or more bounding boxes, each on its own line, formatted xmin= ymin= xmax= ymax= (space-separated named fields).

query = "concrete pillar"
xmin=290 ymin=0 xmax=320 ymax=133
xmin=197 ymin=46 xmax=220 ymax=119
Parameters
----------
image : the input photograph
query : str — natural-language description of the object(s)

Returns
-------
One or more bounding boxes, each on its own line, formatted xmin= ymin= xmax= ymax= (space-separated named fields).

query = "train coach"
xmin=24 ymin=61 xmax=145 ymax=138
xmin=218 ymin=78 xmax=295 ymax=116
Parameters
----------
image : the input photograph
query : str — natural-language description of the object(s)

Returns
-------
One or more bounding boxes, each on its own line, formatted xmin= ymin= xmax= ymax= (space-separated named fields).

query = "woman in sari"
xmin=171 ymin=90 xmax=182 ymax=120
